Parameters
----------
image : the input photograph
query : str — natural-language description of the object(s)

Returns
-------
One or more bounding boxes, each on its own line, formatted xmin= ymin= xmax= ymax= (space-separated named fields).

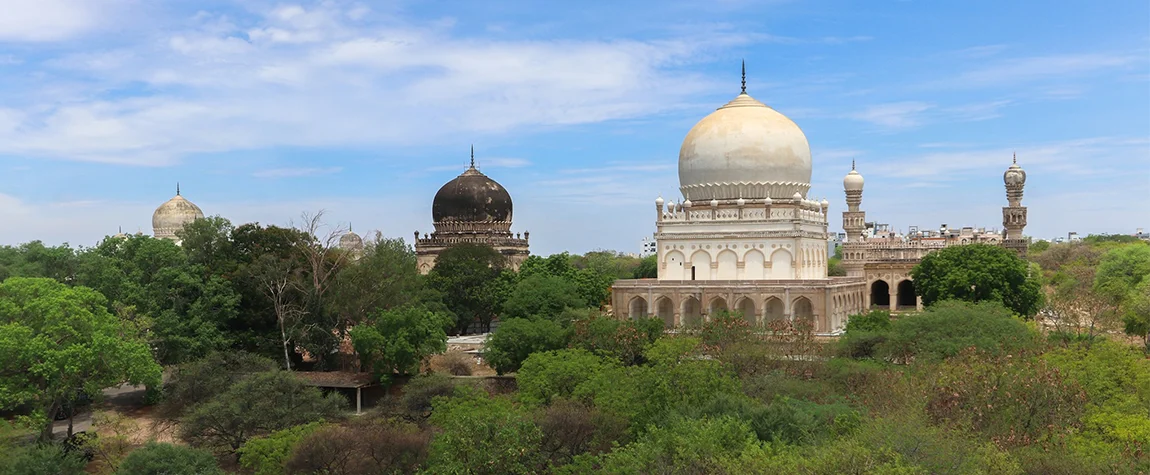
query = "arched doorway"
xmin=871 ymin=280 xmax=890 ymax=308
xmin=792 ymin=297 xmax=815 ymax=331
xmin=709 ymin=297 xmax=729 ymax=317
xmin=628 ymin=296 xmax=648 ymax=319
xmin=736 ymin=297 xmax=756 ymax=325
xmin=897 ymin=280 xmax=916 ymax=309
xmin=681 ymin=297 xmax=702 ymax=327
xmin=655 ymin=296 xmax=674 ymax=328
xmin=764 ymin=297 xmax=784 ymax=322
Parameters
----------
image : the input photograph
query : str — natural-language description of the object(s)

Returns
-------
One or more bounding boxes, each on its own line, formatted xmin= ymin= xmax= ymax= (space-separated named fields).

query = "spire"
xmin=740 ymin=60 xmax=747 ymax=94
xmin=851 ymin=159 xmax=856 ymax=171
xmin=1012 ymin=152 xmax=1017 ymax=164
xmin=176 ymin=182 xmax=180 ymax=196
xmin=118 ymin=225 xmax=122 ymax=233
xmin=470 ymin=145 xmax=475 ymax=169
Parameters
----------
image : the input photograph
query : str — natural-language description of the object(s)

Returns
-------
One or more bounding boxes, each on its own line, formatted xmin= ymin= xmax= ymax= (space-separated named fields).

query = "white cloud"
xmin=0 ymin=2 xmax=731 ymax=166
xmin=944 ymin=53 xmax=1140 ymax=88
xmin=847 ymin=101 xmax=934 ymax=129
xmin=0 ymin=0 xmax=123 ymax=42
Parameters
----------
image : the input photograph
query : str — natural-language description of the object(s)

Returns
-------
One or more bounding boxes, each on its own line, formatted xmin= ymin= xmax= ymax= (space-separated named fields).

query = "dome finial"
xmin=1012 ymin=151 xmax=1017 ymax=164
xmin=740 ymin=60 xmax=747 ymax=94
xmin=851 ymin=159 xmax=856 ymax=171
xmin=470 ymin=145 xmax=475 ymax=169
xmin=176 ymin=182 xmax=180 ymax=196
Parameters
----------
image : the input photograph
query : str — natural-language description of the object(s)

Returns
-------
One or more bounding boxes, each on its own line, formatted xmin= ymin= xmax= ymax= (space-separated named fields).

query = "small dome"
xmin=432 ymin=163 xmax=513 ymax=224
xmin=764 ymin=196 xmax=773 ymax=206
xmin=339 ymin=230 xmax=364 ymax=252
xmin=736 ymin=197 xmax=746 ymax=206
xmin=153 ymin=188 xmax=204 ymax=241
xmin=655 ymin=196 xmax=665 ymax=206
xmin=820 ymin=198 xmax=830 ymax=207
xmin=844 ymin=161 xmax=864 ymax=191
xmin=792 ymin=191 xmax=803 ymax=202
xmin=678 ymin=91 xmax=812 ymax=201
xmin=1004 ymin=154 xmax=1026 ymax=186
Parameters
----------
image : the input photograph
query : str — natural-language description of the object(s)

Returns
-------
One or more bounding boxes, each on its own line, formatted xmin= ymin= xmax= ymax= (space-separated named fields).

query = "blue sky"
xmin=0 ymin=0 xmax=1146 ymax=255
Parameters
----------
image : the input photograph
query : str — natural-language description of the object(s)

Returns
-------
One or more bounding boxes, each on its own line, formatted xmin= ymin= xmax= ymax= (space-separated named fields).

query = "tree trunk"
xmin=281 ymin=318 xmax=292 ymax=370
xmin=39 ymin=400 xmax=60 ymax=442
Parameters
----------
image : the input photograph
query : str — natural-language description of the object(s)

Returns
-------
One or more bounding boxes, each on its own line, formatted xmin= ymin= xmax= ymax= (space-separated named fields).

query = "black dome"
xmin=432 ymin=166 xmax=513 ymax=223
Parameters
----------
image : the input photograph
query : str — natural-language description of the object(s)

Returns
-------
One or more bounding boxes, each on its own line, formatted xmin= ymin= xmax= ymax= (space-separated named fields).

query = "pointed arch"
xmin=681 ymin=296 xmax=702 ymax=327
xmin=664 ymin=250 xmax=686 ymax=280
xmin=769 ymin=249 xmax=792 ymax=279
xmin=743 ymin=249 xmax=765 ymax=279
xmin=871 ymin=280 xmax=890 ymax=308
xmin=716 ymin=250 xmax=738 ymax=279
xmin=735 ymin=297 xmax=756 ymax=325
xmin=628 ymin=296 xmax=648 ymax=319
xmin=690 ymin=251 xmax=711 ymax=281
xmin=654 ymin=296 xmax=675 ymax=328
xmin=709 ymin=296 xmax=729 ymax=316
xmin=897 ymin=280 xmax=916 ymax=309
xmin=763 ymin=296 xmax=785 ymax=322
xmin=792 ymin=296 xmax=815 ymax=331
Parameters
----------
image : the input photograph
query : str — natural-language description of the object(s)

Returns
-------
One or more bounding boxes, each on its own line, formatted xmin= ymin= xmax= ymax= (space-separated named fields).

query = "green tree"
xmin=349 ymin=305 xmax=450 ymax=382
xmin=118 ymin=442 xmax=224 ymax=475
xmin=1123 ymin=279 xmax=1150 ymax=349
xmin=632 ymin=254 xmax=658 ymax=279
xmin=329 ymin=236 xmax=426 ymax=325
xmin=0 ymin=241 xmax=78 ymax=283
xmin=426 ymin=387 xmax=544 ymax=474
xmin=179 ymin=371 xmax=343 ymax=453
xmin=1094 ymin=244 xmax=1150 ymax=303
xmin=427 ymin=244 xmax=511 ymax=333
xmin=517 ymin=349 xmax=620 ymax=406
xmin=0 ymin=277 xmax=161 ymax=440
xmin=176 ymin=215 xmax=239 ymax=277
xmin=910 ymin=243 xmax=1042 ymax=316
xmin=484 ymin=318 xmax=568 ymax=375
xmin=503 ymin=273 xmax=584 ymax=321
xmin=0 ymin=443 xmax=88 ymax=475
xmin=569 ymin=314 xmax=663 ymax=366
xmin=156 ymin=351 xmax=277 ymax=421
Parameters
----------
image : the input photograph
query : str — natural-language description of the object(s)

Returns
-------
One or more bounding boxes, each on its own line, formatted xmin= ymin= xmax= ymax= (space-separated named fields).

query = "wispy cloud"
xmin=253 ymin=167 xmax=343 ymax=178
xmin=940 ymin=53 xmax=1141 ymax=88
xmin=846 ymin=101 xmax=934 ymax=129
xmin=0 ymin=0 xmax=125 ymax=42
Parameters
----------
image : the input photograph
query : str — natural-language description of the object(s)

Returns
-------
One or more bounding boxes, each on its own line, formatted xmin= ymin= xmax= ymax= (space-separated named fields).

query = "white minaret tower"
xmin=1002 ymin=154 xmax=1028 ymax=257
xmin=840 ymin=161 xmax=867 ymax=277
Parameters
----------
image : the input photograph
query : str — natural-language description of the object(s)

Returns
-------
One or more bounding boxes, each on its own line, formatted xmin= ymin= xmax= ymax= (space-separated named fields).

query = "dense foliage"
xmin=911 ymin=243 xmax=1042 ymax=316
xmin=117 ymin=442 xmax=223 ymax=475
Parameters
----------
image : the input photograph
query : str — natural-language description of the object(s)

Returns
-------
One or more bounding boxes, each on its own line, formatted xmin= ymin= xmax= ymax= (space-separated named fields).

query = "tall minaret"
xmin=842 ymin=160 xmax=866 ymax=242
xmin=1002 ymin=154 xmax=1028 ymax=257
xmin=841 ymin=161 xmax=867 ymax=277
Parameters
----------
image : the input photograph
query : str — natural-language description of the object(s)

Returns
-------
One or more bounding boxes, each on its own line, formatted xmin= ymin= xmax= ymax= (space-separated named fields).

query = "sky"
xmin=0 ymin=0 xmax=1147 ymax=255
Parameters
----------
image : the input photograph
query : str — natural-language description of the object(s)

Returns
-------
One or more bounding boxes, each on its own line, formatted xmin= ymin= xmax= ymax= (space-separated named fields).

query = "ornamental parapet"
xmin=612 ymin=276 xmax=865 ymax=292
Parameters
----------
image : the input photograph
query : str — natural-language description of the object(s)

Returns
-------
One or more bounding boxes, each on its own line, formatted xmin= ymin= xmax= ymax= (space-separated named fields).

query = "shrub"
xmin=484 ymin=318 xmax=568 ymax=374
xmin=517 ymin=349 xmax=619 ymax=406
xmin=435 ymin=350 xmax=474 ymax=376
xmin=426 ymin=387 xmax=544 ymax=474
xmin=927 ymin=350 xmax=1086 ymax=448
xmin=502 ymin=273 xmax=584 ymax=321
xmin=179 ymin=371 xmax=344 ymax=453
xmin=286 ymin=419 xmax=430 ymax=475
xmin=535 ymin=399 xmax=628 ymax=468
xmin=118 ymin=442 xmax=223 ymax=475
xmin=157 ymin=351 xmax=276 ymax=421
xmin=238 ymin=422 xmax=325 ymax=475
xmin=0 ymin=443 xmax=87 ymax=475
xmin=568 ymin=314 xmax=663 ymax=366
xmin=400 ymin=373 xmax=456 ymax=417
xmin=350 ymin=305 xmax=451 ymax=383
xmin=877 ymin=300 xmax=1039 ymax=363
xmin=558 ymin=416 xmax=760 ymax=474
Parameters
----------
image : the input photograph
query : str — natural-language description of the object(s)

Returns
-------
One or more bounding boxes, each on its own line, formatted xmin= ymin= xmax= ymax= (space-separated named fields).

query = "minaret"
xmin=842 ymin=160 xmax=866 ymax=241
xmin=1002 ymin=153 xmax=1028 ymax=257
xmin=841 ymin=161 xmax=867 ymax=277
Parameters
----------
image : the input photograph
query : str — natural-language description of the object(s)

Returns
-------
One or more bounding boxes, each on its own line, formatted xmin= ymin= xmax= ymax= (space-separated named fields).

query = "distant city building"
xmin=1068 ymin=232 xmax=1081 ymax=242
xmin=415 ymin=147 xmax=530 ymax=274
xmin=1136 ymin=228 xmax=1149 ymax=241
xmin=828 ymin=233 xmax=844 ymax=258
xmin=152 ymin=184 xmax=204 ymax=245
xmin=640 ymin=236 xmax=657 ymax=257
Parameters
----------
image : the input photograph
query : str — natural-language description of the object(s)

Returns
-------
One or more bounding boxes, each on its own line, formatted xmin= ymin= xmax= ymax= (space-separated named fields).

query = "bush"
xmin=535 ymin=399 xmax=628 ymax=468
xmin=0 ymin=443 xmax=87 ymax=475
xmin=877 ymin=300 xmax=1039 ymax=363
xmin=502 ymin=274 xmax=584 ymax=321
xmin=400 ymin=373 xmax=457 ymax=417
xmin=426 ymin=387 xmax=544 ymax=474
xmin=118 ymin=442 xmax=223 ymax=475
xmin=517 ymin=349 xmax=619 ymax=406
xmin=350 ymin=305 xmax=450 ymax=383
xmin=558 ymin=416 xmax=760 ymax=474
xmin=435 ymin=351 xmax=474 ymax=376
xmin=484 ymin=318 xmax=568 ymax=374
xmin=286 ymin=419 xmax=430 ymax=475
xmin=238 ymin=422 xmax=325 ymax=475
xmin=569 ymin=314 xmax=663 ymax=366
xmin=179 ymin=371 xmax=344 ymax=453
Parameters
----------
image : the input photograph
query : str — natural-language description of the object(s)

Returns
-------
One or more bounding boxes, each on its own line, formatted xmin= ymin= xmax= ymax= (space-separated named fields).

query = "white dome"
xmin=152 ymin=192 xmax=204 ymax=241
xmin=678 ymin=92 xmax=812 ymax=201
xmin=844 ymin=170 xmax=864 ymax=192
